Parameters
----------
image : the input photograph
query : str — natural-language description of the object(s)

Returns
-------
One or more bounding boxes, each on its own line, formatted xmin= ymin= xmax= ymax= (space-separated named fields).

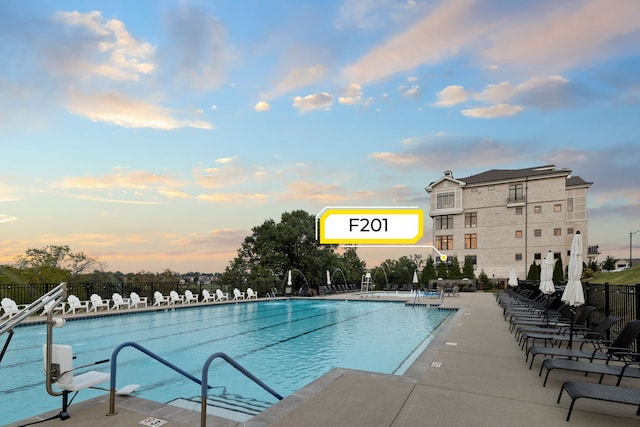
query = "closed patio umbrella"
xmin=508 ymin=267 xmax=518 ymax=287
xmin=561 ymin=231 xmax=585 ymax=349
xmin=539 ymin=251 xmax=555 ymax=295
xmin=326 ymin=270 xmax=331 ymax=285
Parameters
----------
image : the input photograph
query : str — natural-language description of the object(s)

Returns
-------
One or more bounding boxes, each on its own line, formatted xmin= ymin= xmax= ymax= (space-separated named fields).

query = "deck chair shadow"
xmin=43 ymin=344 xmax=138 ymax=420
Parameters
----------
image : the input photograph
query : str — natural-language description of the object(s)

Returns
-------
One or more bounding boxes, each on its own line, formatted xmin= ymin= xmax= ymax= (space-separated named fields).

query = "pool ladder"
xmin=108 ymin=341 xmax=283 ymax=427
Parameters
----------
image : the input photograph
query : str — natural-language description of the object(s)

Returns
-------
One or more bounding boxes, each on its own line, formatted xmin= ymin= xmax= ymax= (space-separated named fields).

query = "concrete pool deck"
xmin=6 ymin=292 xmax=640 ymax=426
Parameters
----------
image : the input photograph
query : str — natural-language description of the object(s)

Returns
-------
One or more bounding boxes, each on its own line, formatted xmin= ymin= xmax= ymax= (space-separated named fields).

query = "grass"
xmin=588 ymin=265 xmax=640 ymax=285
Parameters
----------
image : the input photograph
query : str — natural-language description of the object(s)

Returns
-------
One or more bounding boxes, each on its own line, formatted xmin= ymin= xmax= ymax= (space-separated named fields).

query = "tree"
xmin=337 ymin=247 xmax=366 ymax=285
xmin=601 ymin=256 xmax=618 ymax=271
xmin=220 ymin=210 xmax=341 ymax=295
xmin=462 ymin=256 xmax=475 ymax=279
xmin=420 ymin=255 xmax=437 ymax=283
xmin=553 ymin=257 xmax=564 ymax=282
xmin=527 ymin=261 xmax=540 ymax=281
xmin=14 ymin=245 xmax=98 ymax=285
xmin=447 ymin=256 xmax=462 ymax=279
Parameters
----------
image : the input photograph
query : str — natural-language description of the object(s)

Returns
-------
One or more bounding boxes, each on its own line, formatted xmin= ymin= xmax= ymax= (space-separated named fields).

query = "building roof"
xmin=457 ymin=165 xmax=571 ymax=185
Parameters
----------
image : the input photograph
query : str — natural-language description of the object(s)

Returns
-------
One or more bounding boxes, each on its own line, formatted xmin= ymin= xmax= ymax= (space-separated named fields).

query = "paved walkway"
xmin=6 ymin=292 xmax=640 ymax=426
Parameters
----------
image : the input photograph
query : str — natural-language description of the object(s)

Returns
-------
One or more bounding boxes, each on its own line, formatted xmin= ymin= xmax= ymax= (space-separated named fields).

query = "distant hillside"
xmin=588 ymin=265 xmax=640 ymax=285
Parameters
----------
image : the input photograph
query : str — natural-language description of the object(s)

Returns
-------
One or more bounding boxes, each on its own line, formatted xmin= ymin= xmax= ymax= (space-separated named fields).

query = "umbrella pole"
xmin=568 ymin=308 xmax=575 ymax=350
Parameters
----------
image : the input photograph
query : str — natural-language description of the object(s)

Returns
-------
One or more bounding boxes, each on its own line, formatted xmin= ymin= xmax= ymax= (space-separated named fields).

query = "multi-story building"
xmin=425 ymin=165 xmax=593 ymax=282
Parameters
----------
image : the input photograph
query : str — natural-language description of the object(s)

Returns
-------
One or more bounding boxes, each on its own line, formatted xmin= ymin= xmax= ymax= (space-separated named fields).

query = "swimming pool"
xmin=1 ymin=299 xmax=454 ymax=424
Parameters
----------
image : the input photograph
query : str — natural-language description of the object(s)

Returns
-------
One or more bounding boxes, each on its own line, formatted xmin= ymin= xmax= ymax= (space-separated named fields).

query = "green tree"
xmin=337 ymin=247 xmax=366 ymax=285
xmin=553 ymin=257 xmax=564 ymax=282
xmin=462 ymin=256 xmax=475 ymax=279
xmin=527 ymin=261 xmax=540 ymax=281
xmin=420 ymin=255 xmax=437 ymax=283
xmin=447 ymin=255 xmax=462 ymax=279
xmin=14 ymin=245 xmax=98 ymax=285
xmin=601 ymin=256 xmax=618 ymax=271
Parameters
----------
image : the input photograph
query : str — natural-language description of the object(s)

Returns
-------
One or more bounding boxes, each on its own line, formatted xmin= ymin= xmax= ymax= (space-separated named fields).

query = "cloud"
xmin=254 ymin=101 xmax=270 ymax=112
xmin=66 ymin=90 xmax=214 ymax=130
xmin=265 ymin=65 xmax=326 ymax=99
xmin=161 ymin=6 xmax=234 ymax=90
xmin=53 ymin=169 xmax=184 ymax=191
xmin=0 ymin=214 xmax=17 ymax=224
xmin=461 ymin=104 xmax=524 ymax=118
xmin=338 ymin=83 xmax=363 ymax=105
xmin=434 ymin=85 xmax=469 ymax=106
xmin=196 ymin=193 xmax=269 ymax=203
xmin=292 ymin=92 xmax=334 ymax=112
xmin=50 ymin=11 xmax=156 ymax=81
xmin=279 ymin=180 xmax=347 ymax=204
xmin=215 ymin=157 xmax=236 ymax=164
xmin=401 ymin=84 xmax=421 ymax=99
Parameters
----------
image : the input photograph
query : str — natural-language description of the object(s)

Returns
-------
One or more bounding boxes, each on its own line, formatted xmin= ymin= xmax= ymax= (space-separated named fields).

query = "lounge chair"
xmin=520 ymin=315 xmax=622 ymax=351
xmin=215 ymin=289 xmax=229 ymax=302
xmin=153 ymin=291 xmax=171 ymax=306
xmin=40 ymin=299 xmax=64 ymax=316
xmin=1 ymin=298 xmax=27 ymax=320
xmin=88 ymin=294 xmax=110 ymax=312
xmin=129 ymin=292 xmax=147 ymax=308
xmin=557 ymin=361 xmax=640 ymax=421
xmin=183 ymin=290 xmax=198 ymax=303
xmin=541 ymin=350 xmax=640 ymax=386
xmin=111 ymin=293 xmax=131 ymax=310
xmin=526 ymin=319 xmax=640 ymax=369
xmin=169 ymin=291 xmax=184 ymax=304
xmin=201 ymin=290 xmax=216 ymax=303
xmin=232 ymin=288 xmax=245 ymax=300
xmin=63 ymin=295 xmax=90 ymax=315
xmin=246 ymin=288 xmax=258 ymax=299
xmin=515 ymin=306 xmax=596 ymax=343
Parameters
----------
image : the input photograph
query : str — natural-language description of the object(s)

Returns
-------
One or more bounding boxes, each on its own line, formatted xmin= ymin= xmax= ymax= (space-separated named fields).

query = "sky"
xmin=1 ymin=0 xmax=640 ymax=275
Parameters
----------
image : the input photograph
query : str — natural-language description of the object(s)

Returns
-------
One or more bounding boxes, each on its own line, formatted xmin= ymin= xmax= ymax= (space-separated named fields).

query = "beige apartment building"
xmin=425 ymin=165 xmax=593 ymax=282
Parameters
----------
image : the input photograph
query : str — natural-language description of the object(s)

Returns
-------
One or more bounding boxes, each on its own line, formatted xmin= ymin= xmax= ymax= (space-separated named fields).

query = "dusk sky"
xmin=1 ymin=0 xmax=639 ymax=274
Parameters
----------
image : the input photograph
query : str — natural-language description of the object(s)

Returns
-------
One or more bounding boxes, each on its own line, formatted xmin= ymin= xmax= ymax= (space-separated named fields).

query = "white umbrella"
xmin=562 ymin=231 xmax=585 ymax=349
xmin=508 ymin=267 xmax=518 ymax=287
xmin=326 ymin=270 xmax=331 ymax=285
xmin=562 ymin=231 xmax=585 ymax=307
xmin=539 ymin=251 xmax=555 ymax=295
xmin=287 ymin=270 xmax=292 ymax=286
xmin=412 ymin=271 xmax=418 ymax=284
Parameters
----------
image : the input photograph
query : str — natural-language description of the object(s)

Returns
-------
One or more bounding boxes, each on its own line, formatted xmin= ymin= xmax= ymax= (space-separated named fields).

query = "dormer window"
xmin=437 ymin=191 xmax=456 ymax=209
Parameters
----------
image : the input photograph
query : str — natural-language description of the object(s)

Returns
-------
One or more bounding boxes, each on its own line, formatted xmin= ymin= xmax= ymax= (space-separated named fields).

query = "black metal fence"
xmin=584 ymin=282 xmax=640 ymax=347
xmin=0 ymin=282 xmax=227 ymax=306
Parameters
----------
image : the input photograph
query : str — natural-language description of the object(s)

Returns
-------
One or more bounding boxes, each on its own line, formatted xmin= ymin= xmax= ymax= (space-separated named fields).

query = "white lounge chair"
xmin=215 ymin=289 xmax=229 ymax=302
xmin=129 ymin=292 xmax=147 ymax=308
xmin=64 ymin=295 xmax=89 ymax=314
xmin=201 ymin=290 xmax=216 ymax=302
xmin=184 ymin=290 xmax=198 ymax=304
xmin=246 ymin=288 xmax=258 ymax=299
xmin=153 ymin=291 xmax=170 ymax=306
xmin=40 ymin=299 xmax=64 ymax=316
xmin=1 ymin=298 xmax=27 ymax=320
xmin=111 ymin=293 xmax=131 ymax=310
xmin=88 ymin=294 xmax=110 ymax=312
xmin=233 ymin=288 xmax=245 ymax=300
xmin=169 ymin=290 xmax=184 ymax=304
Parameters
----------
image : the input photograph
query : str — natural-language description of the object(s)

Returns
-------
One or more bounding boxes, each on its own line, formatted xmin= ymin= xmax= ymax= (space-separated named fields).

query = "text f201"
xmin=349 ymin=218 xmax=388 ymax=232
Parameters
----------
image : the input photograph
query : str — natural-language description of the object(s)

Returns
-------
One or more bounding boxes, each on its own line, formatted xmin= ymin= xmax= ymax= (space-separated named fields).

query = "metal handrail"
xmin=107 ymin=341 xmax=282 ymax=427
xmin=200 ymin=352 xmax=283 ymax=427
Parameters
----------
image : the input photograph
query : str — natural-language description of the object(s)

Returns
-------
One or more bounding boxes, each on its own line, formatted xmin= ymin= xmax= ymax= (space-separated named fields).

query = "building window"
xmin=515 ymin=230 xmax=522 ymax=238
xmin=515 ymin=207 xmax=523 ymax=215
xmin=465 ymin=212 xmax=477 ymax=228
xmin=534 ymin=229 xmax=541 ymax=237
xmin=534 ymin=205 xmax=542 ymax=214
xmin=567 ymin=197 xmax=574 ymax=212
xmin=436 ymin=235 xmax=453 ymax=250
xmin=534 ymin=253 xmax=541 ymax=260
xmin=515 ymin=253 xmax=522 ymax=261
xmin=437 ymin=192 xmax=456 ymax=209
xmin=554 ymin=204 xmax=562 ymax=212
xmin=465 ymin=233 xmax=477 ymax=249
xmin=567 ymin=227 xmax=574 ymax=235
xmin=435 ymin=215 xmax=453 ymax=230
xmin=554 ymin=228 xmax=561 ymax=236
xmin=508 ymin=184 xmax=524 ymax=203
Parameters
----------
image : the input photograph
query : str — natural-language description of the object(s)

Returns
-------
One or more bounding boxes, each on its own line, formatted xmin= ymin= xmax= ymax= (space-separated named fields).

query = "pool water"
xmin=1 ymin=299 xmax=453 ymax=424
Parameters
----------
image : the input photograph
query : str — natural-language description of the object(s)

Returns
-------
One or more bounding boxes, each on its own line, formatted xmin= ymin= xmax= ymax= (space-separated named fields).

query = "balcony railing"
xmin=506 ymin=195 xmax=526 ymax=204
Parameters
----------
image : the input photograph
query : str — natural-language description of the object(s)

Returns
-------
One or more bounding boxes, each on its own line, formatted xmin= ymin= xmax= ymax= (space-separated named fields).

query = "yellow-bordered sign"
xmin=318 ymin=207 xmax=423 ymax=244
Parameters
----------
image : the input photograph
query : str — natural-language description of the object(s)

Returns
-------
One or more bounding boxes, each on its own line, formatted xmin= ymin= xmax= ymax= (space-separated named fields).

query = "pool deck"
xmin=6 ymin=291 xmax=640 ymax=426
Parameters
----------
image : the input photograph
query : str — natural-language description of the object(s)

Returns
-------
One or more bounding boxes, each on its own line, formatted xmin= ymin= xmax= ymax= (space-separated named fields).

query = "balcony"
xmin=587 ymin=245 xmax=600 ymax=256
